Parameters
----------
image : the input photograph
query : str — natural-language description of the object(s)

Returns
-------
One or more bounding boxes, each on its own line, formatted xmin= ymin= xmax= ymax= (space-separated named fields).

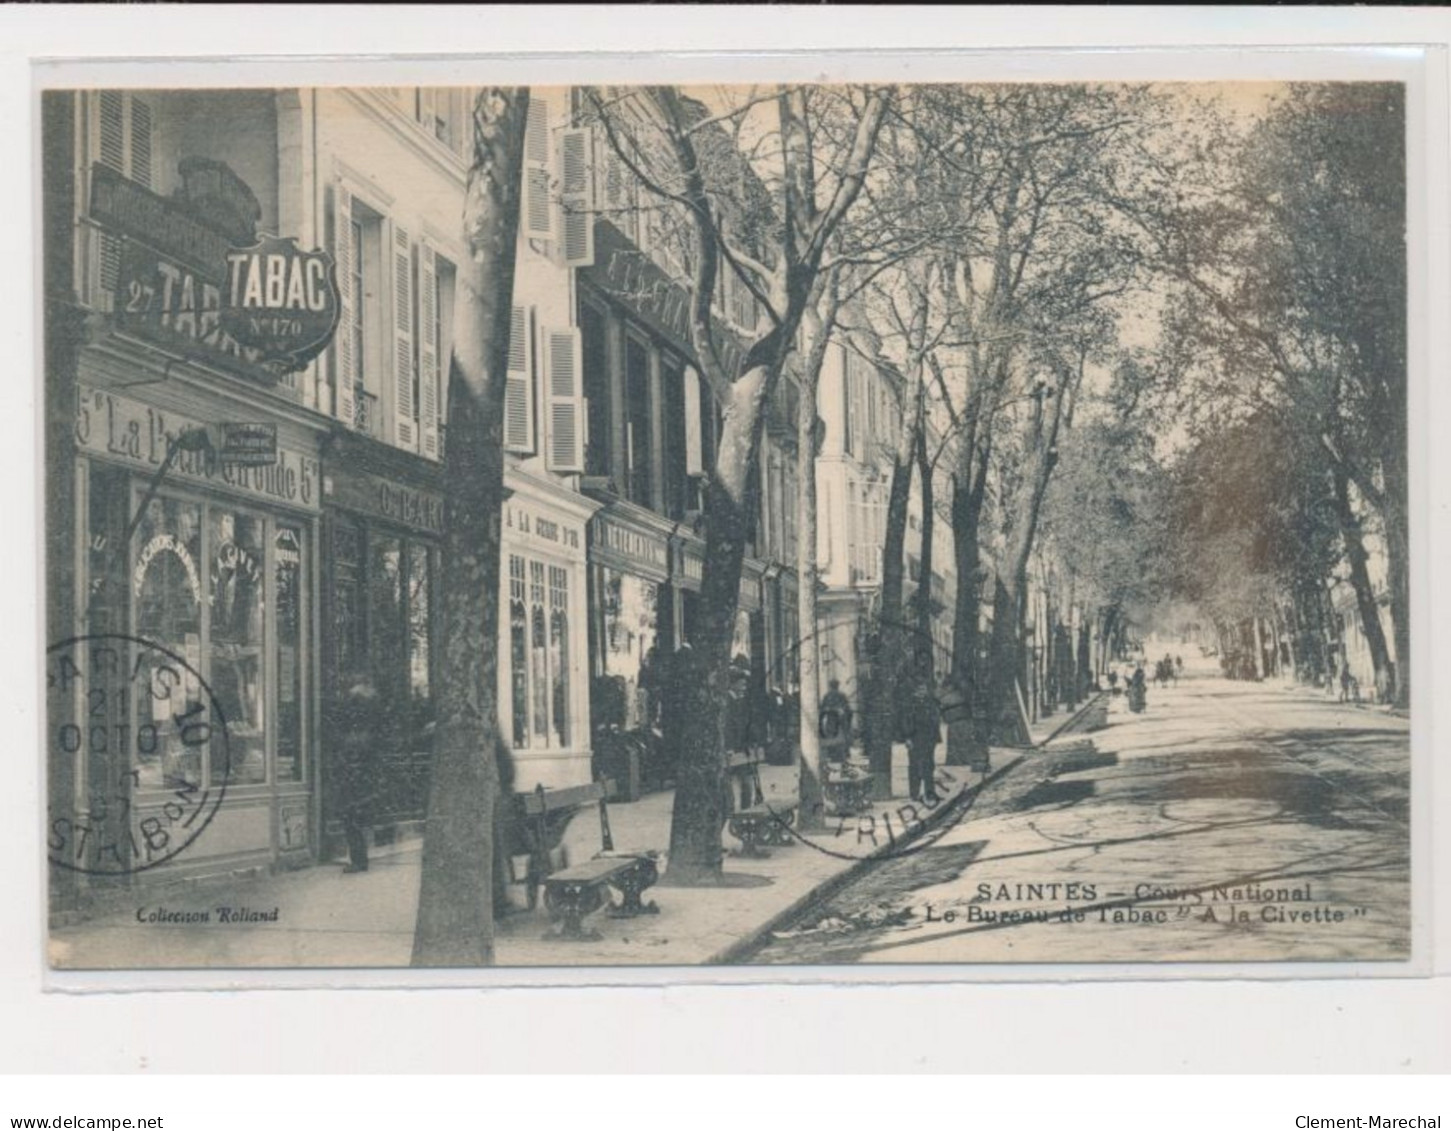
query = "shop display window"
xmin=275 ymin=526 xmax=304 ymax=782
xmin=508 ymin=552 xmax=578 ymax=751
xmin=132 ymin=494 xmax=205 ymax=790
xmin=98 ymin=476 xmax=311 ymax=793
xmin=599 ymin=568 xmax=659 ymax=733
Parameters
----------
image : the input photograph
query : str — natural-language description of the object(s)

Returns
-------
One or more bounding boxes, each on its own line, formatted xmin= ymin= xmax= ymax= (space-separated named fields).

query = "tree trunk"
xmin=987 ymin=383 xmax=1066 ymax=745
xmin=666 ymin=365 xmax=775 ymax=883
xmin=1381 ymin=445 xmax=1410 ymax=708
xmin=946 ymin=413 xmax=991 ymax=766
xmin=1077 ymin=617 xmax=1092 ymax=698
xmin=411 ymin=89 xmax=528 ymax=968
xmin=864 ymin=403 xmax=920 ymax=797
xmin=1330 ymin=464 xmax=1395 ymax=703
xmin=863 ymin=285 xmax=930 ymax=795
xmin=914 ymin=423 xmax=935 ymax=663
xmin=795 ymin=276 xmax=841 ymax=832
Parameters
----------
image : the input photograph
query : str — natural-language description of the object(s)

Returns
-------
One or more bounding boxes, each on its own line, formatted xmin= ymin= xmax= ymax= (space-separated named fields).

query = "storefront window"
xmin=509 ymin=555 xmax=528 ymax=748
xmin=732 ymin=608 xmax=752 ymax=667
xmin=529 ymin=561 xmax=549 ymax=743
xmin=275 ymin=525 xmax=304 ymax=782
xmin=601 ymin=568 xmax=659 ymax=732
xmin=507 ymin=552 xmax=579 ymax=750
xmin=209 ymin=509 xmax=266 ymax=785
xmin=132 ymin=494 xmax=205 ymax=790
xmin=99 ymin=480 xmax=311 ymax=794
xmin=407 ymin=543 xmax=431 ymax=711
xmin=549 ymin=566 xmax=570 ymax=747
xmin=332 ymin=522 xmax=364 ymax=687
xmin=369 ymin=536 xmax=404 ymax=701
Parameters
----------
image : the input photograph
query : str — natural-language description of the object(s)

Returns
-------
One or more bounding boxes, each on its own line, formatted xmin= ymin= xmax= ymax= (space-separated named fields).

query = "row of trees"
xmin=1141 ymin=84 xmax=1408 ymax=702
xmin=412 ymin=79 xmax=1408 ymax=963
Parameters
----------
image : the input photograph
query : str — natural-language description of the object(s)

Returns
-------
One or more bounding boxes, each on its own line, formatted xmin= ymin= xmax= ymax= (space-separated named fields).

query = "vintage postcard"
xmin=40 ymin=70 xmax=1420 ymax=974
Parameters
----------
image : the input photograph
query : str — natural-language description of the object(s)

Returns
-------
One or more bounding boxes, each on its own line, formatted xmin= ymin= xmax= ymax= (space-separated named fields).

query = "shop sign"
xmin=584 ymin=223 xmax=747 ymax=377
xmin=589 ymin=514 xmax=668 ymax=579
xmin=506 ymin=502 xmax=583 ymax=552
xmin=90 ymin=164 xmax=339 ymax=382
xmin=76 ymin=385 xmax=319 ymax=513
xmin=218 ymin=423 xmax=278 ymax=467
xmin=220 ymin=236 xmax=341 ymax=373
xmin=113 ymin=239 xmax=272 ymax=380
xmin=324 ymin=468 xmax=444 ymax=536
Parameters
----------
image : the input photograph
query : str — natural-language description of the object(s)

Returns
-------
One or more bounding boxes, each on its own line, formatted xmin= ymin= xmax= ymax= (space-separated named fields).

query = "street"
xmin=747 ymin=661 xmax=1410 ymax=964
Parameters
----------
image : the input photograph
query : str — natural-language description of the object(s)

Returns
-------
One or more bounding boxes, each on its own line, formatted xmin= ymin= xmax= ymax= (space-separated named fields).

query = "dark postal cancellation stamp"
xmin=40 ymin=71 xmax=1420 ymax=971
xmin=48 ymin=635 xmax=231 ymax=876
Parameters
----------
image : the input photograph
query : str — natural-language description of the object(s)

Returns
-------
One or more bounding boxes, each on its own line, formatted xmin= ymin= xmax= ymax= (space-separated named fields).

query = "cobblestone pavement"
xmin=747 ymin=667 xmax=1411 ymax=965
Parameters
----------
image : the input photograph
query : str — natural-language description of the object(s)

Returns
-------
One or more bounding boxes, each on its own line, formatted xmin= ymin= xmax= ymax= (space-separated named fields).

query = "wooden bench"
xmin=724 ymin=753 xmax=798 ymax=857
xmin=518 ymin=781 xmax=660 ymax=941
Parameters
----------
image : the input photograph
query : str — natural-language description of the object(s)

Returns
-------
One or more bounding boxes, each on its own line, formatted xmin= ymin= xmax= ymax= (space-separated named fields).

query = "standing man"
xmin=335 ymin=675 xmax=382 ymax=874
xmin=907 ymin=653 xmax=943 ymax=804
xmin=819 ymin=679 xmax=852 ymax=770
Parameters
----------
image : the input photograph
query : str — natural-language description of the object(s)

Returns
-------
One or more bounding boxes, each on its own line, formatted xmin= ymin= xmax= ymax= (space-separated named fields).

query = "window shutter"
xmin=391 ymin=223 xmax=416 ymax=451
xmin=503 ymin=304 xmax=534 ymax=453
xmin=128 ymin=96 xmax=153 ymax=189
xmin=95 ymin=93 xmax=127 ymax=300
xmin=559 ymin=127 xmax=594 ymax=267
xmin=523 ymin=94 xmax=553 ymax=241
xmin=544 ymin=326 xmax=584 ymax=472
xmin=419 ymin=242 xmax=441 ymax=460
xmin=598 ymin=128 xmax=625 ymax=211
xmin=683 ymin=365 xmax=703 ymax=476
xmin=97 ymin=92 xmax=126 ymax=173
xmin=333 ymin=184 xmax=357 ymax=429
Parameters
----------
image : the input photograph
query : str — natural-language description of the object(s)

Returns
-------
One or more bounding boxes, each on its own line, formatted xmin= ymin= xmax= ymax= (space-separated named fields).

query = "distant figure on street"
xmin=819 ymin=679 xmax=852 ymax=769
xmin=1108 ymin=668 xmax=1120 ymax=695
xmin=1128 ymin=664 xmax=1147 ymax=714
xmin=905 ymin=654 xmax=943 ymax=804
xmin=1175 ymin=655 xmax=1184 ymax=682
xmin=1340 ymin=665 xmax=1353 ymax=703
xmin=724 ymin=656 xmax=752 ymax=756
xmin=335 ymin=675 xmax=383 ymax=874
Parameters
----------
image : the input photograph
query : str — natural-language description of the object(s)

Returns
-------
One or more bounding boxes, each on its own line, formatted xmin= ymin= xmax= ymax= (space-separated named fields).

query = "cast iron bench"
xmin=508 ymin=780 xmax=617 ymax=911
xmin=725 ymin=754 xmax=798 ymax=857
xmin=522 ymin=782 xmax=660 ymax=941
xmin=825 ymin=767 xmax=875 ymax=816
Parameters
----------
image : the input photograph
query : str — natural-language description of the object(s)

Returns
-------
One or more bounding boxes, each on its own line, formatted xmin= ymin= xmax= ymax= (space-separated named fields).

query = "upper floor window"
xmin=416 ymin=89 xmax=466 ymax=157
xmin=332 ymin=183 xmax=452 ymax=459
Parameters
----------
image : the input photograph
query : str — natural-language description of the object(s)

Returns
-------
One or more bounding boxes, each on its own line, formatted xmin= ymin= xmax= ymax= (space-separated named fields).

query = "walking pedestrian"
xmin=334 ymin=675 xmax=383 ymax=874
xmin=1340 ymin=665 xmax=1352 ymax=703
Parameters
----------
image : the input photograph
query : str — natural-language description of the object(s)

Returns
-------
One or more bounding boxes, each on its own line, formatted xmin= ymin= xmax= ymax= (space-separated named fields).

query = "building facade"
xmin=812 ymin=326 xmax=957 ymax=720
xmin=47 ymin=87 xmax=609 ymax=902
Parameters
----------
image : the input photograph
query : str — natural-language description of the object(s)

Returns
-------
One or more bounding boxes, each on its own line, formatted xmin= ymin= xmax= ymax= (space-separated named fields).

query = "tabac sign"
xmin=221 ymin=236 xmax=341 ymax=373
xmin=90 ymin=163 xmax=340 ymax=381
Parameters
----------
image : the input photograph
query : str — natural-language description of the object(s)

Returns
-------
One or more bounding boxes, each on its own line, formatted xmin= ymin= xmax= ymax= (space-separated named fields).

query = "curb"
xmin=1038 ymin=691 xmax=1109 ymax=747
xmin=710 ymin=752 xmax=1026 ymax=965
xmin=709 ymin=690 xmax=1109 ymax=965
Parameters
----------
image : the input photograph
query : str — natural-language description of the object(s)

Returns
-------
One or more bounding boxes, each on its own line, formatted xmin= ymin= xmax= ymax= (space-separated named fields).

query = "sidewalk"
xmin=51 ymin=714 xmax=1100 ymax=970
xmin=50 ymin=763 xmax=864 ymax=969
